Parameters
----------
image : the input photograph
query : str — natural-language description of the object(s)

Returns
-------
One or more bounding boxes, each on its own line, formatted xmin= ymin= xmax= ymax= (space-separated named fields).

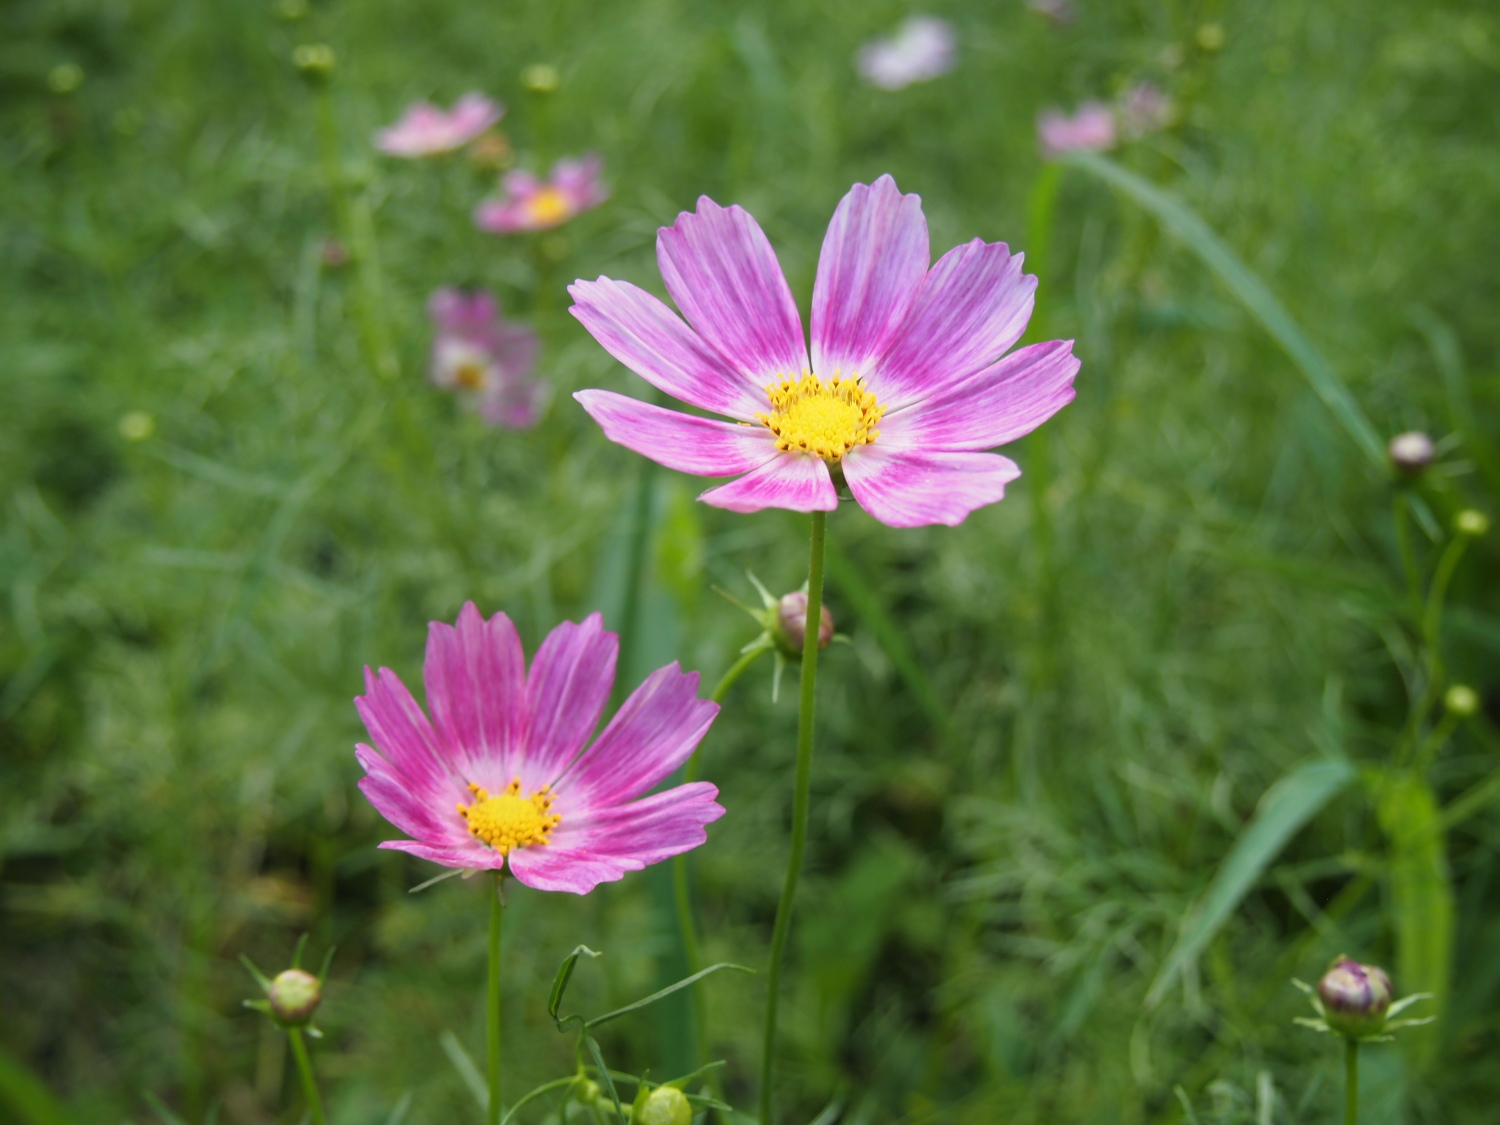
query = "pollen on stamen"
xmin=755 ymin=370 xmax=885 ymax=462
xmin=458 ymin=775 xmax=561 ymax=855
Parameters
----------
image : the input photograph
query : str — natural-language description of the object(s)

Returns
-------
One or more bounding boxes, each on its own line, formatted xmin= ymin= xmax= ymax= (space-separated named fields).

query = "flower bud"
xmin=772 ymin=591 xmax=834 ymax=658
xmin=320 ymin=238 xmax=350 ymax=270
xmin=48 ymin=63 xmax=85 ymax=94
xmin=572 ymin=1079 xmax=603 ymax=1108
xmin=1455 ymin=509 xmax=1490 ymax=537
xmin=292 ymin=44 xmax=336 ymax=81
xmin=1445 ymin=684 xmax=1479 ymax=718
xmin=521 ymin=64 xmax=560 ymax=93
xmin=636 ymin=1086 xmax=691 ymax=1125
xmin=268 ymin=968 xmax=321 ymax=1025
xmin=1317 ymin=957 xmax=1392 ymax=1039
xmin=1387 ymin=431 xmax=1434 ymax=476
xmin=118 ymin=411 xmax=155 ymax=442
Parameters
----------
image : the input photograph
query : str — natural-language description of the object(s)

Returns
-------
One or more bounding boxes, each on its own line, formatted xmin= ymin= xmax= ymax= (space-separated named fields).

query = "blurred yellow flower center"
xmin=757 ymin=371 xmax=885 ymax=461
xmin=453 ymin=361 xmax=487 ymax=390
xmin=458 ymin=779 xmax=560 ymax=854
xmin=527 ymin=188 xmax=571 ymax=226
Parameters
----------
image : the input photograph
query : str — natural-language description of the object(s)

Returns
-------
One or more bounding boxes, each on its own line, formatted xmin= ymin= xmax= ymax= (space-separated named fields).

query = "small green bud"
xmin=268 ymin=968 xmax=322 ymax=1025
xmin=771 ymin=591 xmax=834 ymax=659
xmin=118 ymin=412 xmax=155 ymax=442
xmin=1455 ymin=509 xmax=1490 ymax=537
xmin=1317 ymin=957 xmax=1392 ymax=1039
xmin=48 ymin=63 xmax=85 ymax=94
xmin=1445 ymin=684 xmax=1480 ymax=718
xmin=274 ymin=0 xmax=310 ymax=20
xmin=1387 ymin=431 xmax=1434 ymax=476
xmin=292 ymin=43 xmax=336 ymax=80
xmin=1195 ymin=23 xmax=1226 ymax=51
xmin=636 ymin=1086 xmax=691 ymax=1125
xmin=573 ymin=1078 xmax=603 ymax=1108
xmin=521 ymin=64 xmax=560 ymax=93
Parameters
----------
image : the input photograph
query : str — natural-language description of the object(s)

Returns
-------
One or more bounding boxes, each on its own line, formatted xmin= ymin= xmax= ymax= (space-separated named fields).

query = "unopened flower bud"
xmin=1387 ymin=431 xmax=1434 ymax=476
xmin=1455 ymin=509 xmax=1489 ymax=537
xmin=118 ymin=411 xmax=155 ymax=442
xmin=636 ymin=1086 xmax=691 ymax=1125
xmin=573 ymin=1079 xmax=603 ymax=1108
xmin=292 ymin=44 xmax=336 ymax=80
xmin=320 ymin=238 xmax=349 ymax=270
xmin=268 ymin=968 xmax=321 ymax=1025
xmin=48 ymin=63 xmax=85 ymax=94
xmin=1317 ymin=957 xmax=1392 ymax=1039
xmin=772 ymin=591 xmax=834 ymax=658
xmin=521 ymin=64 xmax=560 ymax=93
xmin=1445 ymin=684 xmax=1479 ymax=718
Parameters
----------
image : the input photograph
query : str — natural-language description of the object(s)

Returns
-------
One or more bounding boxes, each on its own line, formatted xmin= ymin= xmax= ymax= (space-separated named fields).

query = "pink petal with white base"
xmin=356 ymin=668 xmax=456 ymax=794
xmin=569 ymin=278 xmax=767 ymax=417
xmin=657 ymin=199 xmax=808 ymax=382
xmin=880 ymin=340 xmax=1079 ymax=452
xmin=867 ymin=239 xmax=1036 ymax=408
xmin=521 ymin=614 xmax=617 ymax=786
xmin=423 ymin=603 xmax=526 ymax=782
xmin=575 ymin=390 xmax=777 ymax=477
xmin=379 ymin=838 xmax=503 ymax=870
xmin=843 ymin=446 xmax=1021 ymax=527
xmin=812 ymin=176 xmax=929 ymax=378
xmin=698 ymin=453 xmax=838 ymax=514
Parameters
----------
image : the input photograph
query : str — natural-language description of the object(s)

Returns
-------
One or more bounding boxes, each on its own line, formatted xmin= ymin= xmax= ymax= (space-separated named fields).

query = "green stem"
xmin=488 ymin=877 xmax=504 ymax=1125
xmin=759 ymin=509 xmax=828 ymax=1125
xmin=287 ymin=1028 xmax=328 ymax=1125
xmin=1345 ymin=1037 xmax=1359 ymax=1125
xmin=612 ymin=460 xmax=656 ymax=708
xmin=1392 ymin=492 xmax=1423 ymax=621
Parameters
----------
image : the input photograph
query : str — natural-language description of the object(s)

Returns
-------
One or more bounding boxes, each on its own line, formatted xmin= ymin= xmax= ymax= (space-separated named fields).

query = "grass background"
xmin=4 ymin=0 xmax=1500 ymax=1122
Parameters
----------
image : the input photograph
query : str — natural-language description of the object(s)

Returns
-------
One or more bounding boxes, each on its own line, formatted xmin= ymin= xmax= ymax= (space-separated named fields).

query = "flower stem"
xmin=487 ymin=876 xmax=505 ymax=1125
xmin=287 ymin=1028 xmax=328 ymax=1125
xmin=1345 ymin=1037 xmax=1359 ymax=1125
xmin=759 ymin=509 xmax=827 ymax=1125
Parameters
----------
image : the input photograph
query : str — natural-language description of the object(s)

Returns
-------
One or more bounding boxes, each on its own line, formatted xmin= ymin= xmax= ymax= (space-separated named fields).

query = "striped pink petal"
xmin=574 ymin=390 xmax=777 ymax=476
xmin=842 ymin=446 xmax=1021 ymax=527
xmin=356 ymin=667 xmax=457 ymax=795
xmin=422 ymin=603 xmax=527 ymax=784
xmin=522 ymin=614 xmax=617 ymax=787
xmin=698 ymin=453 xmax=838 ymax=514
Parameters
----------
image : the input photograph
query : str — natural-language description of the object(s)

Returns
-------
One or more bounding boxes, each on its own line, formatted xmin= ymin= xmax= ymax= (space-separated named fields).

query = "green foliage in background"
xmin=4 ymin=0 xmax=1500 ymax=1123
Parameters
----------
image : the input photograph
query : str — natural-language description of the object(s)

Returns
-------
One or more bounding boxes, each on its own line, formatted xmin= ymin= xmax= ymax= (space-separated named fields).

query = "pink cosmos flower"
xmin=375 ymin=93 xmax=504 ymax=158
xmin=355 ymin=605 xmax=725 ymax=894
xmin=428 ymin=288 xmax=547 ymax=429
xmin=1037 ymin=102 xmax=1118 ymax=158
xmin=474 ymin=154 xmax=608 ymax=233
xmin=569 ymin=176 xmax=1079 ymax=528
xmin=855 ymin=16 xmax=958 ymax=91
xmin=1118 ymin=82 xmax=1174 ymax=138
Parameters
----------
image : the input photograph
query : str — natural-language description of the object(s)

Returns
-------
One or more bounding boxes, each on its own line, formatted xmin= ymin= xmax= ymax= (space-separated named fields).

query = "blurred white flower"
xmin=856 ymin=16 xmax=957 ymax=90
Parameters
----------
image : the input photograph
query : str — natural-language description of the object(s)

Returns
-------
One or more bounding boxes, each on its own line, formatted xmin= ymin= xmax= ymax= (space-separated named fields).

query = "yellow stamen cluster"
xmin=457 ymin=779 xmax=560 ymax=854
xmin=526 ymin=187 xmax=572 ymax=227
xmin=453 ymin=361 xmax=488 ymax=390
xmin=756 ymin=370 xmax=885 ymax=462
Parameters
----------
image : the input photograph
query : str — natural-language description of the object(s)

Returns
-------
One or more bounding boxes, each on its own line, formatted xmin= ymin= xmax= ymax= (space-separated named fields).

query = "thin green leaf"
xmin=1379 ymin=775 xmax=1452 ymax=1065
xmin=585 ymin=1037 xmax=626 ymax=1123
xmin=291 ymin=932 xmax=309 ymax=970
xmin=383 ymin=1091 xmax=413 ymax=1125
xmin=498 ymin=1077 xmax=578 ymax=1125
xmin=1146 ymin=757 xmax=1355 ymax=1007
xmin=408 ymin=868 xmax=465 ymax=894
xmin=0 ymin=1047 xmax=72 ymax=1125
xmin=143 ymin=1092 xmax=187 ymax=1125
xmin=238 ymin=954 xmax=272 ymax=992
xmin=584 ymin=963 xmax=753 ymax=1030
xmin=548 ymin=945 xmax=602 ymax=1030
xmin=438 ymin=1030 xmax=488 ymax=1112
xmin=661 ymin=1059 xmax=727 ymax=1091
xmin=1067 ymin=152 xmax=1384 ymax=469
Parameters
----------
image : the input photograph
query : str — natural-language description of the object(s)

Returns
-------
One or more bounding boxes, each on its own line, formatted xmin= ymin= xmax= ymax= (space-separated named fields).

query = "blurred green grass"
xmin=4 ymin=1 xmax=1500 ymax=1123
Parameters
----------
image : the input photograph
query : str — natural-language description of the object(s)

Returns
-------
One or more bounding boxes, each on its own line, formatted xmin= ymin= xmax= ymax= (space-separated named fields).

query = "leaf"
xmin=584 ymin=1037 xmax=626 ymax=1123
xmin=584 ymin=963 xmax=753 ymax=1029
xmin=0 ymin=1048 xmax=71 ymax=1125
xmin=1379 ymin=774 xmax=1453 ymax=1066
xmin=1146 ymin=757 xmax=1355 ymax=1007
xmin=1067 ymin=153 xmax=1385 ymax=470
xmin=438 ymin=1030 xmax=488 ymax=1112
xmin=498 ymin=1077 xmax=578 ymax=1125
xmin=548 ymin=945 xmax=602 ymax=1030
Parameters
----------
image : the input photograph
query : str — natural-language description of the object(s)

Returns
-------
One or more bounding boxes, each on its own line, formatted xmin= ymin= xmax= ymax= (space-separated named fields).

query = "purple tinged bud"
xmin=1317 ymin=957 xmax=1392 ymax=1039
xmin=637 ymin=1087 xmax=692 ymax=1125
xmin=773 ymin=591 xmax=834 ymax=658
xmin=268 ymin=968 xmax=321 ymax=1025
xmin=1387 ymin=431 xmax=1434 ymax=475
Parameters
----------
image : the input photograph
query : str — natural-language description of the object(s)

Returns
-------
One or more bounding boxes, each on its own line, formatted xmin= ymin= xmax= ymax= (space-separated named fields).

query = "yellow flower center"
xmin=458 ymin=779 xmax=560 ymax=854
xmin=756 ymin=371 xmax=885 ymax=461
xmin=527 ymin=187 xmax=572 ymax=227
xmin=453 ymin=361 xmax=488 ymax=390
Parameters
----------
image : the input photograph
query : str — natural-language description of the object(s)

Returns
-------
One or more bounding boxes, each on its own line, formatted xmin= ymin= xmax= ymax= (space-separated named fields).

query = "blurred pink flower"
xmin=375 ymin=93 xmax=504 ymax=157
xmin=1119 ymin=82 xmax=1174 ymax=138
xmin=474 ymin=154 xmax=608 ymax=233
xmin=570 ymin=175 xmax=1078 ymax=528
xmin=1037 ymin=102 xmax=1117 ymax=158
xmin=355 ymin=605 xmax=724 ymax=894
xmin=1027 ymin=0 xmax=1075 ymax=24
xmin=856 ymin=15 xmax=957 ymax=90
xmin=428 ymin=288 xmax=547 ymax=429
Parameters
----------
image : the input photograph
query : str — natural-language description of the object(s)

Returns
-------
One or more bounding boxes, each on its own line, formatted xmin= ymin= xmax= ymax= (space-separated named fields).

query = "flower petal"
xmin=422 ymin=603 xmax=527 ymax=784
xmin=657 ymin=198 xmax=808 ymax=383
xmin=574 ymin=390 xmax=778 ymax=477
xmin=524 ymin=614 xmax=617 ymax=786
xmin=866 ymin=239 xmax=1037 ymax=408
xmin=356 ymin=746 xmax=465 ymax=845
xmin=697 ymin=453 xmax=838 ymax=514
xmin=378 ymin=838 xmax=504 ymax=871
xmin=508 ymin=783 xmax=724 ymax=894
xmin=552 ymin=664 xmax=718 ymax=807
xmin=842 ymin=446 xmax=1021 ymax=527
xmin=879 ymin=340 xmax=1078 ymax=451
xmin=811 ymin=176 xmax=929 ymax=379
xmin=568 ymin=279 xmax=767 ymax=418
xmin=355 ymin=666 xmax=454 ymax=796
